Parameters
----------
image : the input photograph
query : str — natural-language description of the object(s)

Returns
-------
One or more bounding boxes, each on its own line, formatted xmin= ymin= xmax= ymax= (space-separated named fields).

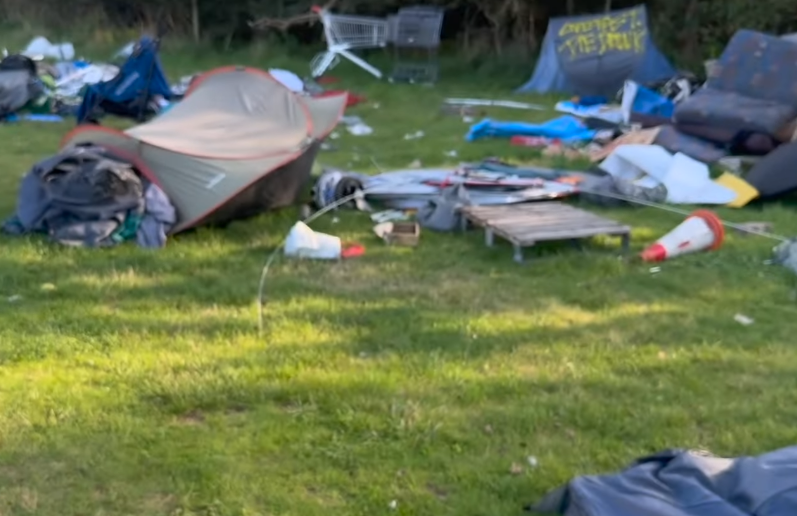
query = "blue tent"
xmin=517 ymin=5 xmax=675 ymax=97
xmin=76 ymin=36 xmax=172 ymax=124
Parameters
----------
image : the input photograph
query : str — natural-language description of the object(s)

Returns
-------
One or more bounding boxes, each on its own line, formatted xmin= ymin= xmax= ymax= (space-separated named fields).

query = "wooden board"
xmin=460 ymin=202 xmax=631 ymax=263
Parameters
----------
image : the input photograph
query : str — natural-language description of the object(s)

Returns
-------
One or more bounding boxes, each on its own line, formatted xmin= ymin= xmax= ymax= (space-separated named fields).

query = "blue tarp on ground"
xmin=516 ymin=5 xmax=675 ymax=97
xmin=465 ymin=115 xmax=596 ymax=142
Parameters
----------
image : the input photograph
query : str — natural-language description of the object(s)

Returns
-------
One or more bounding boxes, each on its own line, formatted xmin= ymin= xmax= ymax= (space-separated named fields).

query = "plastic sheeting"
xmin=599 ymin=145 xmax=736 ymax=204
xmin=313 ymin=165 xmax=579 ymax=212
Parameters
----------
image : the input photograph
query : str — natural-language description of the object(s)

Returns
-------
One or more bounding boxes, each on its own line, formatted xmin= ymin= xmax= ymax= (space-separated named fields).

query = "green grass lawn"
xmin=1 ymin=45 xmax=797 ymax=515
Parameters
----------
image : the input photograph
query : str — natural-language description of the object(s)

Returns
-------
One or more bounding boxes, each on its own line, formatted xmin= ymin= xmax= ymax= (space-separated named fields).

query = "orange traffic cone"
xmin=640 ymin=210 xmax=725 ymax=262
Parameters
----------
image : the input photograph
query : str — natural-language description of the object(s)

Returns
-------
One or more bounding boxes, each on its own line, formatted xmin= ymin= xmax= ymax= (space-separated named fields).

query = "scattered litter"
xmin=444 ymin=150 xmax=458 ymax=157
xmin=444 ymin=98 xmax=545 ymax=110
xmin=371 ymin=210 xmax=409 ymax=223
xmin=389 ymin=500 xmax=398 ymax=510
xmin=7 ymin=295 xmax=22 ymax=303
xmin=341 ymin=115 xmax=373 ymax=136
xmin=734 ymin=314 xmax=754 ymax=326
xmin=285 ymin=221 xmax=343 ymax=259
xmin=329 ymin=132 xmax=340 ymax=139
xmin=347 ymin=122 xmax=373 ymax=136
xmin=374 ymin=221 xmax=420 ymax=246
xmin=527 ymin=456 xmax=539 ymax=468
xmin=510 ymin=462 xmax=524 ymax=475
xmin=404 ymin=130 xmax=424 ymax=140
xmin=600 ymin=145 xmax=736 ymax=205
xmin=40 ymin=283 xmax=56 ymax=291
xmin=772 ymin=239 xmax=797 ymax=276
xmin=408 ymin=159 xmax=422 ymax=168
xmin=649 ymin=266 xmax=662 ymax=273
xmin=734 ymin=222 xmax=773 ymax=236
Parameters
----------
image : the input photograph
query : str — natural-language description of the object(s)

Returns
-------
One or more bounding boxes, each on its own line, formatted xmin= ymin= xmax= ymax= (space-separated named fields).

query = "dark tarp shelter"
xmin=516 ymin=5 xmax=675 ymax=97
xmin=529 ymin=446 xmax=797 ymax=516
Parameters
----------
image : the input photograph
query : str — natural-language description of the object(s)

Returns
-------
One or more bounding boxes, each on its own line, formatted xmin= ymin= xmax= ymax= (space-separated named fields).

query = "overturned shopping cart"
xmin=310 ymin=6 xmax=389 ymax=79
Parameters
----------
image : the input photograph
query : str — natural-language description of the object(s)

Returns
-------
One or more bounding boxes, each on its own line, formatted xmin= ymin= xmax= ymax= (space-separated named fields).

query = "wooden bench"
xmin=460 ymin=202 xmax=631 ymax=263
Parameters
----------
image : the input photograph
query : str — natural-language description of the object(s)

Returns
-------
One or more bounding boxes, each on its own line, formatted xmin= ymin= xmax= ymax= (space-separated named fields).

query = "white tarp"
xmin=599 ymin=144 xmax=736 ymax=204
xmin=23 ymin=37 xmax=75 ymax=60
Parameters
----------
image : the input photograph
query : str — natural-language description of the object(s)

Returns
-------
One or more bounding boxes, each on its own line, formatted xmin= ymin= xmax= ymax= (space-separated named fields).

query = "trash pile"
xmin=2 ymin=15 xmax=797 ymax=279
xmin=468 ymin=22 xmax=797 ymax=211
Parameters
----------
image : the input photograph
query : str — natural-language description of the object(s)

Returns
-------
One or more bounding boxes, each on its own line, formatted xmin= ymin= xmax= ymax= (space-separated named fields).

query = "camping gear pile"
xmin=2 ymin=65 xmax=348 ymax=246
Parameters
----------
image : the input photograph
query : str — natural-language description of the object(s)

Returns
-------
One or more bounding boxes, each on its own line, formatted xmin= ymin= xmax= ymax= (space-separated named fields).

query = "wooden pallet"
xmin=460 ymin=202 xmax=631 ymax=263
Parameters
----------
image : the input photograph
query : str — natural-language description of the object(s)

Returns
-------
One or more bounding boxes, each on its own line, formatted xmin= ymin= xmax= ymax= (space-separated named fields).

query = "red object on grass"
xmin=315 ymin=76 xmax=339 ymax=85
xmin=341 ymin=244 xmax=365 ymax=258
xmin=314 ymin=90 xmax=366 ymax=108
xmin=510 ymin=135 xmax=559 ymax=148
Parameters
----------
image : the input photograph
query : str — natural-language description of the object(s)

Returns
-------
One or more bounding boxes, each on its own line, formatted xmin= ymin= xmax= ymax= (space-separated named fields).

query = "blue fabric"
xmin=465 ymin=116 xmax=597 ymax=142
xmin=578 ymin=95 xmax=609 ymax=106
xmin=631 ymin=85 xmax=674 ymax=118
xmin=516 ymin=5 xmax=675 ymax=96
xmin=76 ymin=36 xmax=171 ymax=123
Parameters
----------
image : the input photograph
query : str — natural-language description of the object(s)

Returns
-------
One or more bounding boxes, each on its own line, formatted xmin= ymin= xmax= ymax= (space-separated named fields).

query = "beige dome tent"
xmin=60 ymin=66 xmax=347 ymax=232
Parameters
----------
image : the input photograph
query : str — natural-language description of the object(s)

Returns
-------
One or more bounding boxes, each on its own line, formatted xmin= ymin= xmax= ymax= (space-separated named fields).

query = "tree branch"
xmin=248 ymin=0 xmax=339 ymax=31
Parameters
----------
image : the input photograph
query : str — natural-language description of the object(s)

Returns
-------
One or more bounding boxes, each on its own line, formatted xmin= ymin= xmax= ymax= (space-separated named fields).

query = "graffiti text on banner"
xmin=556 ymin=9 xmax=647 ymax=60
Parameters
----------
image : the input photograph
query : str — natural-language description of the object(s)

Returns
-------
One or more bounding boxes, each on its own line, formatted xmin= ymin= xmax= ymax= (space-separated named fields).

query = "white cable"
xmin=256 ymin=190 xmax=365 ymax=335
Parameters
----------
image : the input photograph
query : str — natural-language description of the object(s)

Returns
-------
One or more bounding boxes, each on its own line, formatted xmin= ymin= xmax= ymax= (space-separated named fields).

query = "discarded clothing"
xmin=137 ymin=183 xmax=176 ymax=248
xmin=465 ymin=116 xmax=596 ymax=143
xmin=2 ymin=145 xmax=175 ymax=248
xmin=528 ymin=446 xmax=797 ymax=516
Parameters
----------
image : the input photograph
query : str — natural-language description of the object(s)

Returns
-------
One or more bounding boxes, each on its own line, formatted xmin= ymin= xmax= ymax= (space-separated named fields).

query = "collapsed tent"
xmin=62 ymin=66 xmax=347 ymax=232
xmin=517 ymin=5 xmax=675 ymax=97
xmin=528 ymin=446 xmax=797 ymax=516
xmin=76 ymin=36 xmax=172 ymax=124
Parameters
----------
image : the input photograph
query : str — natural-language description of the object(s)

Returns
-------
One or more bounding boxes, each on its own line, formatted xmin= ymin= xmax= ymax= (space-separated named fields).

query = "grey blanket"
xmin=529 ymin=447 xmax=797 ymax=516
xmin=3 ymin=145 xmax=175 ymax=248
